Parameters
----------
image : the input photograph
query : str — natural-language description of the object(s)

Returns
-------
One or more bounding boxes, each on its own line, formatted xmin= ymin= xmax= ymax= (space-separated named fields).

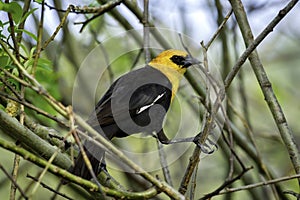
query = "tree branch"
xmin=229 ymin=0 xmax=300 ymax=185
xmin=0 ymin=109 xmax=71 ymax=168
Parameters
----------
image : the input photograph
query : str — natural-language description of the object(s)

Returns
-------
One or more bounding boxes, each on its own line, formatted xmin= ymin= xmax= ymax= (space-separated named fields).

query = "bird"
xmin=69 ymin=49 xmax=200 ymax=181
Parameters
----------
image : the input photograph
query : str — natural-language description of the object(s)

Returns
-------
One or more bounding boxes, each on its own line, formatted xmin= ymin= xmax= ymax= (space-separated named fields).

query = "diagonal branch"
xmin=224 ymin=0 xmax=300 ymax=88
xmin=0 ymin=137 xmax=159 ymax=199
xmin=75 ymin=0 xmax=125 ymax=32
xmin=0 ymin=109 xmax=71 ymax=168
xmin=228 ymin=0 xmax=300 ymax=184
xmin=200 ymin=166 xmax=252 ymax=200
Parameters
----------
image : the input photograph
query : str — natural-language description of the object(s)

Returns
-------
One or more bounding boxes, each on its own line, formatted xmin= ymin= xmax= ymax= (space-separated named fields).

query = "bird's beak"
xmin=183 ymin=55 xmax=201 ymax=68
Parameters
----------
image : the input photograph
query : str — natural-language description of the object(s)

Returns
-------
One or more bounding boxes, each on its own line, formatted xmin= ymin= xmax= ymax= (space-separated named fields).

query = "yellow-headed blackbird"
xmin=70 ymin=49 xmax=200 ymax=180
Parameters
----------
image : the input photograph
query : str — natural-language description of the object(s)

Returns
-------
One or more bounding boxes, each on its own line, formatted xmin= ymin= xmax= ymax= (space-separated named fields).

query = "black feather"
xmin=69 ymin=66 xmax=172 ymax=180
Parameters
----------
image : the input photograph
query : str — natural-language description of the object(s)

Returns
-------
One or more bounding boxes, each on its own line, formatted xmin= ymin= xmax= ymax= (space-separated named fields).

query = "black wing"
xmin=86 ymin=66 xmax=172 ymax=137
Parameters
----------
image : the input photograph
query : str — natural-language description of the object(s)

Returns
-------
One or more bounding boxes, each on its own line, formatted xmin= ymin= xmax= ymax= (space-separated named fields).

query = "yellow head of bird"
xmin=149 ymin=49 xmax=199 ymax=75
xmin=149 ymin=49 xmax=199 ymax=100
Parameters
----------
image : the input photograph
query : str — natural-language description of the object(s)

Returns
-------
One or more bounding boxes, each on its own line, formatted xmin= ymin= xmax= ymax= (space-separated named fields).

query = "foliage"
xmin=0 ymin=0 xmax=300 ymax=200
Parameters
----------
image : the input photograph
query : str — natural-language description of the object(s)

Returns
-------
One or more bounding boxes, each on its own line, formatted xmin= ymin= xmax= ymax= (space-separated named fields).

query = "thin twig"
xmin=74 ymin=0 xmax=125 ymax=32
xmin=0 ymin=39 xmax=68 ymax=118
xmin=29 ymin=149 xmax=60 ymax=198
xmin=0 ymin=75 xmax=23 ymax=100
xmin=5 ymin=0 xmax=20 ymax=61
xmin=218 ymin=173 xmax=300 ymax=195
xmin=178 ymin=41 xmax=224 ymax=195
xmin=0 ymin=164 xmax=28 ymax=200
xmin=220 ymin=104 xmax=235 ymax=180
xmin=89 ymin=28 xmax=114 ymax=84
xmin=41 ymin=5 xmax=72 ymax=51
xmin=32 ymin=0 xmax=45 ymax=76
xmin=200 ymin=167 xmax=252 ymax=199
xmin=143 ymin=0 xmax=150 ymax=63
xmin=122 ymin=0 xmax=172 ymax=49
xmin=224 ymin=0 xmax=300 ymax=88
xmin=75 ymin=116 xmax=185 ymax=200
xmin=156 ymin=139 xmax=173 ymax=187
xmin=27 ymin=174 xmax=74 ymax=200
xmin=68 ymin=107 xmax=103 ymax=193
xmin=204 ymin=9 xmax=233 ymax=50
xmin=220 ymin=130 xmax=246 ymax=170
xmin=16 ymin=0 xmax=31 ymax=45
xmin=0 ymin=68 xmax=34 ymax=89
xmin=229 ymin=0 xmax=300 ymax=185
xmin=0 ymin=137 xmax=159 ymax=199
xmin=189 ymin=161 xmax=199 ymax=200
xmin=0 ymin=91 xmax=68 ymax=127
xmin=44 ymin=2 xmax=121 ymax=14
xmin=10 ymin=154 xmax=21 ymax=200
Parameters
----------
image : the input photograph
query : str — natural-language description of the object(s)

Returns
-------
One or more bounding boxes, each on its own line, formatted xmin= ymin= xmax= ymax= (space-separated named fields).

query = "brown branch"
xmin=224 ymin=0 xmax=300 ymax=88
xmin=16 ymin=0 xmax=31 ymax=45
xmin=68 ymin=109 xmax=103 ymax=192
xmin=123 ymin=0 xmax=171 ymax=49
xmin=75 ymin=116 xmax=185 ymax=200
xmin=143 ymin=0 xmax=150 ymax=63
xmin=74 ymin=0 xmax=125 ymax=32
xmin=229 ymin=0 xmax=300 ymax=185
xmin=41 ymin=5 xmax=72 ymax=51
xmin=218 ymin=173 xmax=300 ymax=195
xmin=178 ymin=42 xmax=225 ymax=195
xmin=0 ymin=109 xmax=71 ymax=168
xmin=27 ymin=174 xmax=73 ymax=200
xmin=203 ymin=8 xmax=233 ymax=50
xmin=32 ymin=0 xmax=45 ymax=76
xmin=0 ymin=91 xmax=68 ymax=127
xmin=5 ymin=0 xmax=20 ymax=61
xmin=0 ymin=164 xmax=28 ymax=200
xmin=45 ymin=2 xmax=121 ymax=14
xmin=0 ymin=137 xmax=160 ymax=199
xmin=200 ymin=166 xmax=253 ymax=199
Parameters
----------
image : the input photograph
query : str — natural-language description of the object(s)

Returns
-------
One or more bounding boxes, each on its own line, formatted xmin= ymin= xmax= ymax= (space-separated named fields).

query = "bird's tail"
xmin=68 ymin=142 xmax=105 ymax=181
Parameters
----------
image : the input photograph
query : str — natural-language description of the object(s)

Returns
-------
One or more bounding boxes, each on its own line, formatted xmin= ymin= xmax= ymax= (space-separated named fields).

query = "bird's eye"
xmin=170 ymin=55 xmax=185 ymax=66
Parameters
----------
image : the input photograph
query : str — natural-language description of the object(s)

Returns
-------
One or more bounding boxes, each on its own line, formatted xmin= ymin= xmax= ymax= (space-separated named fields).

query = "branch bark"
xmin=0 ymin=109 xmax=71 ymax=168
xmin=228 ymin=0 xmax=300 ymax=184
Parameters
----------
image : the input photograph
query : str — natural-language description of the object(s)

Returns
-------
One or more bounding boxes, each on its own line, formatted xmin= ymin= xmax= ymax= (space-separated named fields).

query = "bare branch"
xmin=229 ymin=0 xmax=300 ymax=185
xmin=225 ymin=0 xmax=300 ymax=88
xmin=143 ymin=0 xmax=150 ymax=63
xmin=218 ymin=173 xmax=300 ymax=195
xmin=0 ymin=164 xmax=28 ymax=199
xmin=200 ymin=167 xmax=252 ymax=199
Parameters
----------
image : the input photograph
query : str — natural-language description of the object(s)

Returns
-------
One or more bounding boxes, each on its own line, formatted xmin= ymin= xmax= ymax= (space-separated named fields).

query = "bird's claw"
xmin=193 ymin=132 xmax=218 ymax=154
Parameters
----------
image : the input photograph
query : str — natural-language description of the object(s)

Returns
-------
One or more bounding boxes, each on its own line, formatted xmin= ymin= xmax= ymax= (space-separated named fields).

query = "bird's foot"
xmin=193 ymin=132 xmax=218 ymax=154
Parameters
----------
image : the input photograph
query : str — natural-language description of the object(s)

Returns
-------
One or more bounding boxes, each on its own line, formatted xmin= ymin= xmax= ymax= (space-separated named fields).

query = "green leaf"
xmin=4 ymin=65 xmax=18 ymax=73
xmin=0 ymin=2 xmax=23 ymax=24
xmin=34 ymin=0 xmax=44 ymax=4
xmin=29 ymin=47 xmax=36 ymax=59
xmin=19 ymin=8 xmax=38 ymax=25
xmin=10 ymin=2 xmax=22 ymax=23
xmin=37 ymin=58 xmax=52 ymax=71
xmin=15 ymin=29 xmax=37 ymax=41
xmin=25 ymin=57 xmax=52 ymax=72
xmin=0 ymin=56 xmax=9 ymax=67
xmin=7 ymin=78 xmax=20 ymax=90
xmin=19 ymin=43 xmax=29 ymax=56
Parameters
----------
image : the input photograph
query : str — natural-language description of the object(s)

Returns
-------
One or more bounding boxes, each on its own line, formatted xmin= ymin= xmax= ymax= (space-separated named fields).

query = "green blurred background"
xmin=0 ymin=0 xmax=300 ymax=199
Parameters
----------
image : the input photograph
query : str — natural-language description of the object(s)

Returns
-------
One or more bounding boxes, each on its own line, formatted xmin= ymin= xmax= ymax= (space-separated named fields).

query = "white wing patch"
xmin=136 ymin=92 xmax=166 ymax=114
